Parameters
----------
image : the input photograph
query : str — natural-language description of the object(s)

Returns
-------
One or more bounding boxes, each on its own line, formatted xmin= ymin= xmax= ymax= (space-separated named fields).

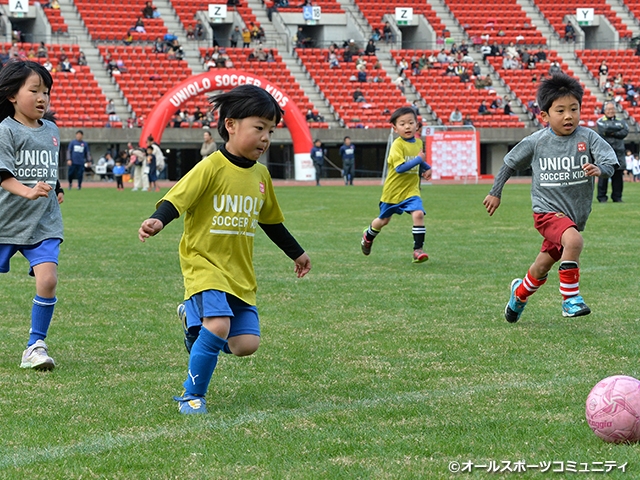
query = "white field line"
xmin=0 ymin=376 xmax=583 ymax=469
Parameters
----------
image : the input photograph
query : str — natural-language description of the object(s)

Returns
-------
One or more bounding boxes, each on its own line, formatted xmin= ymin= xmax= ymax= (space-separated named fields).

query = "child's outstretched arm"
xmin=483 ymin=163 xmax=515 ymax=216
xmin=138 ymin=200 xmax=180 ymax=242
xmin=0 ymin=175 xmax=51 ymax=200
xmin=396 ymin=151 xmax=429 ymax=174
xmin=259 ymin=222 xmax=311 ymax=278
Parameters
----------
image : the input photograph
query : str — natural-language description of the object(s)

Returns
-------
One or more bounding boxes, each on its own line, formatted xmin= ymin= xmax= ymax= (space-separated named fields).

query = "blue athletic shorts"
xmin=379 ymin=195 xmax=425 ymax=219
xmin=184 ymin=290 xmax=260 ymax=338
xmin=0 ymin=239 xmax=61 ymax=276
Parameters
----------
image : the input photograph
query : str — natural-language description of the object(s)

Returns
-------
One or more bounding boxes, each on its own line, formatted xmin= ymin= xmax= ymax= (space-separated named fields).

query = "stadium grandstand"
xmin=0 ymin=0 xmax=639 ymax=180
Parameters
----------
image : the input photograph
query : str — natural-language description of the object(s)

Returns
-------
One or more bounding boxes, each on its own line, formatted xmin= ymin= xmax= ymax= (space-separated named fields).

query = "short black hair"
xmin=537 ymin=73 xmax=583 ymax=113
xmin=389 ymin=106 xmax=417 ymax=125
xmin=209 ymin=84 xmax=283 ymax=142
xmin=76 ymin=129 xmax=83 ymax=135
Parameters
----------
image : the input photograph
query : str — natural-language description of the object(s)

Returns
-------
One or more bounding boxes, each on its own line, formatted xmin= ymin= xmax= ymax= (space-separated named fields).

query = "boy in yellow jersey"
xmin=361 ymin=106 xmax=432 ymax=263
xmin=138 ymin=85 xmax=312 ymax=414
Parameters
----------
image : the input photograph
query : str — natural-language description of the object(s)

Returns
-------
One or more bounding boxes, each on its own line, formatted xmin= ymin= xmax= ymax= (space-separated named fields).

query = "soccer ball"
xmin=585 ymin=375 xmax=640 ymax=443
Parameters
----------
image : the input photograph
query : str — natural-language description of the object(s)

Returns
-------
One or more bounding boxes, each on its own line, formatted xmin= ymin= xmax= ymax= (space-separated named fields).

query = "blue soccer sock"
xmin=28 ymin=296 xmax=57 ymax=347
xmin=183 ymin=327 xmax=228 ymax=397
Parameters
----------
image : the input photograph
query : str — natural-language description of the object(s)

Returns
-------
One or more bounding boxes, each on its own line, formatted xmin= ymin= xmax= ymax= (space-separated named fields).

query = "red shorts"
xmin=533 ymin=212 xmax=578 ymax=262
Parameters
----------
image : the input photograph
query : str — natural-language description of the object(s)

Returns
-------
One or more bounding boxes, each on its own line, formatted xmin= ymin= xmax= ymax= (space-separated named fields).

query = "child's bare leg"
xmin=33 ymin=262 xmax=57 ymax=298
xmin=371 ymin=216 xmax=390 ymax=231
xmin=559 ymin=227 xmax=583 ymax=264
xmin=228 ymin=334 xmax=260 ymax=356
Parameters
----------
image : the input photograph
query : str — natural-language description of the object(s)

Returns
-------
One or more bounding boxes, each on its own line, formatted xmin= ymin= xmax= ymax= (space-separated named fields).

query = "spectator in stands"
xmin=149 ymin=37 xmax=163 ymax=54
xmin=526 ymin=55 xmax=537 ymax=70
xmin=463 ymin=114 xmax=474 ymax=126
xmin=186 ymin=25 xmax=196 ymax=41
xmin=356 ymin=63 xmax=367 ymax=82
xmin=352 ymin=89 xmax=366 ymax=103
xmin=478 ymin=100 xmax=492 ymax=115
xmin=60 ymin=57 xmax=75 ymax=73
xmin=134 ymin=17 xmax=146 ymax=34
xmin=142 ymin=1 xmax=154 ymax=19
xmin=505 ymin=42 xmax=518 ymax=59
xmin=472 ymin=62 xmax=481 ymax=77
xmin=382 ymin=22 xmax=393 ymax=43
xmin=503 ymin=98 xmax=514 ymax=115
xmin=43 ymin=58 xmax=53 ymax=72
xmin=195 ymin=20 xmax=206 ymax=40
xmin=51 ymin=0 xmax=60 ymax=8
xmin=76 ymin=51 xmax=87 ymax=66
xmin=394 ymin=76 xmax=405 ymax=93
xmin=474 ymin=75 xmax=492 ymax=90
xmin=37 ymin=42 xmax=48 ymax=59
xmin=123 ymin=30 xmax=134 ymax=46
xmin=328 ymin=50 xmax=339 ymax=68
xmin=0 ymin=47 xmax=9 ymax=66
xmin=250 ymin=22 xmax=260 ymax=41
xmin=229 ymin=26 xmax=240 ymax=47
xmin=490 ymin=96 xmax=503 ymax=111
xmin=548 ymin=61 xmax=562 ymax=75
xmin=436 ymin=49 xmax=450 ymax=64
xmin=598 ymin=60 xmax=608 ymax=90
xmin=371 ymin=28 xmax=381 ymax=42
xmin=528 ymin=101 xmax=540 ymax=117
xmin=411 ymin=100 xmax=420 ymax=118
xmin=454 ymin=62 xmax=469 ymax=82
xmin=564 ymin=21 xmax=576 ymax=42
xmin=481 ymin=41 xmax=492 ymax=61
xmin=171 ymin=112 xmax=184 ymax=128
xmin=520 ymin=47 xmax=530 ymax=65
xmin=490 ymin=42 xmax=503 ymax=57
xmin=106 ymin=99 xmax=117 ymax=116
xmin=449 ymin=107 xmax=463 ymax=124
xmin=242 ymin=28 xmax=251 ymax=48
xmin=306 ymin=109 xmax=324 ymax=122
xmin=365 ymin=40 xmax=376 ymax=56
xmin=502 ymin=54 xmax=517 ymax=70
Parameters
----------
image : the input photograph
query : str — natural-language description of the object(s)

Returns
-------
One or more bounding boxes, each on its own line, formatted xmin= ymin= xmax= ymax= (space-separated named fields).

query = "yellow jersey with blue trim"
xmin=159 ymin=151 xmax=284 ymax=305
xmin=380 ymin=136 xmax=424 ymax=205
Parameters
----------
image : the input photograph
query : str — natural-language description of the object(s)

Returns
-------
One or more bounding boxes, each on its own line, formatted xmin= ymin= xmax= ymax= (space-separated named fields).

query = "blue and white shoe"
xmin=173 ymin=393 xmax=207 ymax=414
xmin=177 ymin=303 xmax=199 ymax=354
xmin=562 ymin=295 xmax=591 ymax=318
xmin=505 ymin=278 xmax=527 ymax=323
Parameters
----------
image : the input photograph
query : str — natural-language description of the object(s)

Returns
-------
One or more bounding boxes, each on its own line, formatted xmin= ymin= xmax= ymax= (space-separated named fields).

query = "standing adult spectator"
xmin=229 ymin=26 xmax=240 ymax=48
xmin=596 ymin=102 xmax=628 ymax=202
xmin=200 ymin=130 xmax=217 ymax=159
xmin=67 ymin=130 xmax=91 ymax=190
xmin=147 ymin=134 xmax=166 ymax=180
xmin=310 ymin=139 xmax=325 ymax=186
xmin=340 ymin=136 xmax=356 ymax=185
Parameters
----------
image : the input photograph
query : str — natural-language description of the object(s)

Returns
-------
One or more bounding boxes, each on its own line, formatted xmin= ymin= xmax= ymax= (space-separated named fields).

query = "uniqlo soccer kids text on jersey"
xmin=0 ymin=117 xmax=63 ymax=245
xmin=381 ymin=136 xmax=424 ymax=205
xmin=159 ymin=150 xmax=284 ymax=305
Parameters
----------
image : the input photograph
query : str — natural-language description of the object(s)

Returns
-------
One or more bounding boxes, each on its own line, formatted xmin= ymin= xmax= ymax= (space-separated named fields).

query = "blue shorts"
xmin=0 ymin=239 xmax=61 ymax=276
xmin=379 ymin=196 xmax=425 ymax=219
xmin=184 ymin=290 xmax=260 ymax=338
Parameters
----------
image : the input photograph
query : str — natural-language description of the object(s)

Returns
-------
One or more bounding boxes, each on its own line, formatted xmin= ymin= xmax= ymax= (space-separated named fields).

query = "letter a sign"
xmin=9 ymin=0 xmax=28 ymax=13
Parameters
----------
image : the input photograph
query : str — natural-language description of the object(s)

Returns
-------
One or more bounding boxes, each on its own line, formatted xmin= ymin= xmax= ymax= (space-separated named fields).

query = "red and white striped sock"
xmin=558 ymin=261 xmax=580 ymax=300
xmin=515 ymin=269 xmax=548 ymax=301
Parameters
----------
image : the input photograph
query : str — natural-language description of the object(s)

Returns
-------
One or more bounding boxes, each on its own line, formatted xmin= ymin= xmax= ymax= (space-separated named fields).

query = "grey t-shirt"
xmin=0 ymin=117 xmax=63 ymax=245
xmin=489 ymin=126 xmax=618 ymax=231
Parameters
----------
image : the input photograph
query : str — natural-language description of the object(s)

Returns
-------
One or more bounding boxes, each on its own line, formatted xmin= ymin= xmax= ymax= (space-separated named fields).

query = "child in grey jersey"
xmin=0 ymin=60 xmax=63 ymax=370
xmin=483 ymin=73 xmax=618 ymax=322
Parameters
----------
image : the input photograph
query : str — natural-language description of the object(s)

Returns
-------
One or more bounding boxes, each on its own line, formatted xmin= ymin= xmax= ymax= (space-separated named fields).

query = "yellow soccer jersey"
xmin=159 ymin=151 xmax=284 ymax=305
xmin=380 ymin=136 xmax=424 ymax=205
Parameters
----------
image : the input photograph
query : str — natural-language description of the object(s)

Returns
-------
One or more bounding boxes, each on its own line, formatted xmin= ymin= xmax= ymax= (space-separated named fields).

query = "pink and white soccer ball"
xmin=586 ymin=375 xmax=640 ymax=443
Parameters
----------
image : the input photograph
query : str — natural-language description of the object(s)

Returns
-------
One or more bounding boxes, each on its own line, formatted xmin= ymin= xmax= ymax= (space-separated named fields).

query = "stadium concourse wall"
xmin=58 ymin=126 xmax=640 ymax=181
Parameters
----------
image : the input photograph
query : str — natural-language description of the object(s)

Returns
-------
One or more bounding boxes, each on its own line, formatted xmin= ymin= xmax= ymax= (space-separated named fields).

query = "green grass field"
xmin=1 ymin=181 xmax=639 ymax=479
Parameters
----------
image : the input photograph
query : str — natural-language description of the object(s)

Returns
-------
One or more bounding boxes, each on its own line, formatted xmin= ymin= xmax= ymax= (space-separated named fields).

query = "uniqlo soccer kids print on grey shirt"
xmin=0 ymin=117 xmax=63 ymax=245
xmin=490 ymin=126 xmax=618 ymax=231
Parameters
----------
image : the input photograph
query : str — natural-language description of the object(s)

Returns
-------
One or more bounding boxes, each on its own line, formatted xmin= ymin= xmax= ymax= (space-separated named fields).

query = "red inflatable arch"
xmin=139 ymin=70 xmax=315 ymax=181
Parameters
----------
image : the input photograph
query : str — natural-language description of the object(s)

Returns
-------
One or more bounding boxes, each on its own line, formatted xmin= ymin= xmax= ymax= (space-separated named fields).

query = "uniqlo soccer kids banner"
xmin=423 ymin=126 xmax=480 ymax=181
xmin=140 ymin=70 xmax=315 ymax=181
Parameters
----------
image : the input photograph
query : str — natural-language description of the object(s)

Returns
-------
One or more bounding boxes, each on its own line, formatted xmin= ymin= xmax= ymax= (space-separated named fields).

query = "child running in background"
xmin=483 ymin=73 xmax=618 ymax=321
xmin=0 ymin=60 xmax=64 ymax=370
xmin=138 ymin=84 xmax=312 ymax=414
xmin=361 ymin=106 xmax=432 ymax=263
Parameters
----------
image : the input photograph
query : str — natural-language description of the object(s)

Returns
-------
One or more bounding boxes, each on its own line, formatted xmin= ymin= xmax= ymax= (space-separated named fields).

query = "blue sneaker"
xmin=173 ymin=393 xmax=207 ymax=414
xmin=178 ymin=303 xmax=199 ymax=354
xmin=505 ymin=278 xmax=527 ymax=323
xmin=562 ymin=295 xmax=591 ymax=318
